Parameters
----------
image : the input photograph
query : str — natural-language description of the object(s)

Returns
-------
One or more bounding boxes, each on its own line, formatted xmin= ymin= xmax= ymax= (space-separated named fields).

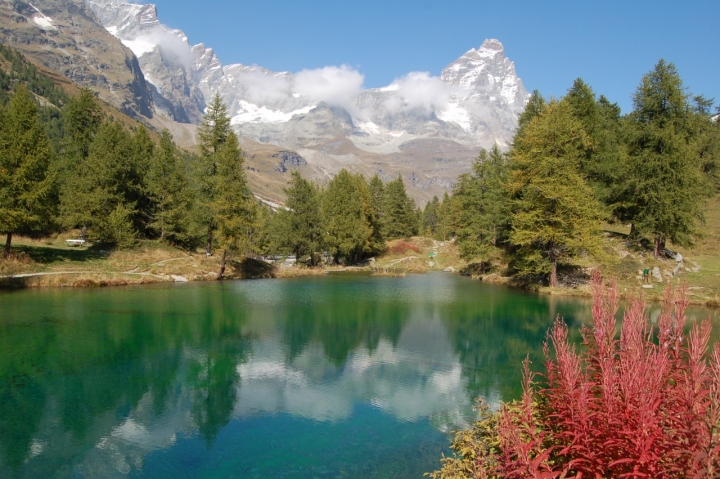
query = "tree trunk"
xmin=3 ymin=232 xmax=12 ymax=259
xmin=654 ymin=236 xmax=661 ymax=259
xmin=80 ymin=224 xmax=87 ymax=241
xmin=206 ymin=227 xmax=213 ymax=256
xmin=217 ymin=249 xmax=227 ymax=280
xmin=550 ymin=258 xmax=558 ymax=288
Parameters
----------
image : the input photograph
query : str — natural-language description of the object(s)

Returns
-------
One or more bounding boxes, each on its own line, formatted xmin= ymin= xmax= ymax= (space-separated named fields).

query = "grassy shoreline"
xmin=2 ymin=221 xmax=719 ymax=308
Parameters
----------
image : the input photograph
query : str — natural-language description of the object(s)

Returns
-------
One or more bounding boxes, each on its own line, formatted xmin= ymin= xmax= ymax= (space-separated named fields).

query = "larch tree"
xmin=621 ymin=60 xmax=709 ymax=258
xmin=508 ymin=100 xmax=605 ymax=287
xmin=0 ymin=85 xmax=56 ymax=258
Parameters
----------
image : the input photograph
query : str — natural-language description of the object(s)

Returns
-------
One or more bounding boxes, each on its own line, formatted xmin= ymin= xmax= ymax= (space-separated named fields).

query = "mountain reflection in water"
xmin=1 ymin=274 xmax=716 ymax=478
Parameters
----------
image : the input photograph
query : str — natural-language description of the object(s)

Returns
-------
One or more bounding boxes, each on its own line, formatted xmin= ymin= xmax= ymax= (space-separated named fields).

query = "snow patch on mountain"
xmin=231 ymin=102 xmax=316 ymax=125
xmin=29 ymin=3 xmax=56 ymax=30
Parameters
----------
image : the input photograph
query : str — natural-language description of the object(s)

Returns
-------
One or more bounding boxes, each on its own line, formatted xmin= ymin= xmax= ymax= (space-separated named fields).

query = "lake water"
xmin=0 ymin=273 xmax=717 ymax=478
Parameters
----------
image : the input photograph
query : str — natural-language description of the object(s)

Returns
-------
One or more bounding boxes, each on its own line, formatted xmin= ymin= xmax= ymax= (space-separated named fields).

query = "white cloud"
xmin=124 ymin=26 xmax=194 ymax=67
xmin=229 ymin=69 xmax=293 ymax=104
xmin=383 ymin=72 xmax=452 ymax=115
xmin=294 ymin=65 xmax=365 ymax=109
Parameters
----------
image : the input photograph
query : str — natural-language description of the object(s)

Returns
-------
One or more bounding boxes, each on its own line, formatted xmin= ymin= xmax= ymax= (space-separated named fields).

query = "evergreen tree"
xmin=322 ymin=170 xmax=380 ymax=264
xmin=197 ymin=93 xmax=231 ymax=158
xmin=146 ymin=129 xmax=193 ymax=244
xmin=422 ymin=196 xmax=441 ymax=237
xmin=126 ymin=125 xmax=154 ymax=233
xmin=62 ymin=87 xmax=103 ymax=161
xmin=196 ymin=93 xmax=233 ymax=256
xmin=565 ymin=79 xmax=627 ymax=206
xmin=368 ymin=174 xmax=386 ymax=236
xmin=455 ymin=145 xmax=509 ymax=270
xmin=59 ymin=121 xmax=137 ymax=246
xmin=360 ymin=174 xmax=385 ymax=256
xmin=212 ymin=131 xmax=257 ymax=279
xmin=507 ymin=100 xmax=605 ymax=287
xmin=276 ymin=171 xmax=324 ymax=266
xmin=621 ymin=60 xmax=709 ymax=257
xmin=437 ymin=191 xmax=460 ymax=241
xmin=516 ymin=89 xmax=547 ymax=138
xmin=692 ymin=96 xmax=720 ymax=192
xmin=384 ymin=174 xmax=418 ymax=239
xmin=0 ymin=86 xmax=56 ymax=257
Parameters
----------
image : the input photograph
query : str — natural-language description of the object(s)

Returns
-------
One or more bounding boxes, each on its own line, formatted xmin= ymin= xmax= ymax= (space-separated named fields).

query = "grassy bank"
xmin=2 ymin=197 xmax=720 ymax=307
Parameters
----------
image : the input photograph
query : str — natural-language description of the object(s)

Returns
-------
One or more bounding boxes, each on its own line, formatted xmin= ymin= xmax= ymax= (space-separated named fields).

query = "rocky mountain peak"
xmin=81 ymin=0 xmax=529 ymax=203
xmin=479 ymin=38 xmax=504 ymax=54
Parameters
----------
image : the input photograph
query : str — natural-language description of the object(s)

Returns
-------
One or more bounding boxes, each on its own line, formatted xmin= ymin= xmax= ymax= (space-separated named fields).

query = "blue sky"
xmin=146 ymin=0 xmax=719 ymax=113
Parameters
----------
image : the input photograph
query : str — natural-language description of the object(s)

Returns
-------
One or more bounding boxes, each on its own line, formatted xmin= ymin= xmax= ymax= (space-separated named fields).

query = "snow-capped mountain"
xmin=86 ymin=0 xmax=527 ymax=149
xmin=83 ymin=0 xmax=528 ymax=203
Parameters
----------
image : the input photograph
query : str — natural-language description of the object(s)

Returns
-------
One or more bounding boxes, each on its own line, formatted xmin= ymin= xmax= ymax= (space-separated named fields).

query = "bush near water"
xmin=430 ymin=274 xmax=720 ymax=478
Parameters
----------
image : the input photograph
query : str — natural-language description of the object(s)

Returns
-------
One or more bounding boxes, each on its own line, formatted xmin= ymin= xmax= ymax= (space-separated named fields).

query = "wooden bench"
xmin=65 ymin=239 xmax=86 ymax=247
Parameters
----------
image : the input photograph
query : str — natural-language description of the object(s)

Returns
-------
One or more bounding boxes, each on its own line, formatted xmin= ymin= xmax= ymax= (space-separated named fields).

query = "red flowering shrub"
xmin=388 ymin=240 xmax=421 ymax=255
xmin=431 ymin=273 xmax=720 ymax=479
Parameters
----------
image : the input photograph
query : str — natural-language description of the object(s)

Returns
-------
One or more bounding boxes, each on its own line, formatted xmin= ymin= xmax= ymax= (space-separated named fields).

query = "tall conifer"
xmin=621 ymin=60 xmax=709 ymax=257
xmin=0 ymin=86 xmax=56 ymax=257
xmin=508 ymin=100 xmax=604 ymax=286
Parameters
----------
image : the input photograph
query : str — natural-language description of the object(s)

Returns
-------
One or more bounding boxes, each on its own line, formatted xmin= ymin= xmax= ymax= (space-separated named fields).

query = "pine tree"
xmin=455 ymin=145 xmax=509 ymax=270
xmin=384 ymin=174 xmax=418 ymax=239
xmin=437 ymin=192 xmax=460 ymax=241
xmin=146 ymin=129 xmax=193 ymax=244
xmin=368 ymin=174 xmax=386 ymax=236
xmin=322 ymin=169 xmax=379 ymax=264
xmin=359 ymin=173 xmax=385 ymax=256
xmin=0 ymin=86 xmax=56 ymax=257
xmin=565 ymin=79 xmax=627 ymax=207
xmin=59 ymin=121 xmax=137 ymax=246
xmin=276 ymin=171 xmax=324 ymax=266
xmin=213 ymin=131 xmax=256 ymax=279
xmin=508 ymin=100 xmax=605 ymax=287
xmin=196 ymin=93 xmax=233 ymax=256
xmin=422 ymin=196 xmax=441 ymax=237
xmin=621 ymin=60 xmax=709 ymax=258
xmin=129 ymin=125 xmax=154 ymax=232
xmin=692 ymin=96 xmax=720 ymax=192
xmin=516 ymin=90 xmax=547 ymax=138
xmin=62 ymin=87 xmax=103 ymax=161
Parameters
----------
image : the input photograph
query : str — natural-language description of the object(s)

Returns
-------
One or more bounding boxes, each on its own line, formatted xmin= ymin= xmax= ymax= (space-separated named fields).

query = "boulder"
xmin=664 ymin=270 xmax=673 ymax=278
xmin=642 ymin=284 xmax=654 ymax=289
xmin=673 ymin=264 xmax=682 ymax=276
xmin=171 ymin=275 xmax=189 ymax=282
xmin=652 ymin=267 xmax=663 ymax=283
xmin=443 ymin=266 xmax=457 ymax=273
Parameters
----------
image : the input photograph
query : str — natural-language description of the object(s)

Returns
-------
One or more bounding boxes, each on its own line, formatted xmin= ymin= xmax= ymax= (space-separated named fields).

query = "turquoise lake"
xmin=1 ymin=273 xmax=717 ymax=478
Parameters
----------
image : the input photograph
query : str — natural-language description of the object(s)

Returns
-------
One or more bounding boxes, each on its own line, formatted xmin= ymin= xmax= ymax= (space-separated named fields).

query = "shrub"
xmin=430 ymin=273 xmax=720 ymax=478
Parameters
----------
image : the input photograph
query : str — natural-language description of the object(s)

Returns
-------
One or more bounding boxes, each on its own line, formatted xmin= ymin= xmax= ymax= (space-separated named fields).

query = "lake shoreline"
xmin=3 ymin=265 xmax=719 ymax=309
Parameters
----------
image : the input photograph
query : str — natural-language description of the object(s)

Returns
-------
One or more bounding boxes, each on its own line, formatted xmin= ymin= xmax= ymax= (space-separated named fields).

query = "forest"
xmin=1 ymin=40 xmax=719 ymax=286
